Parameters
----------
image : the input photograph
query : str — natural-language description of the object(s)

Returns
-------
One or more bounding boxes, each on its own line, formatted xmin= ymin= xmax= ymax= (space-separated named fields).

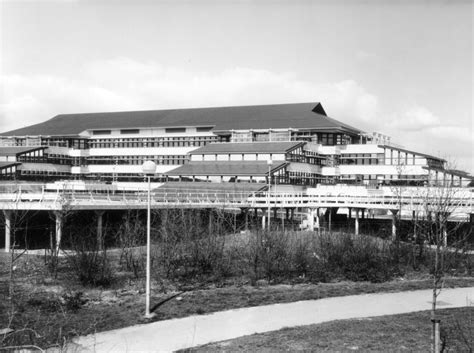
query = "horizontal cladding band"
xmin=1 ymin=190 xmax=473 ymax=214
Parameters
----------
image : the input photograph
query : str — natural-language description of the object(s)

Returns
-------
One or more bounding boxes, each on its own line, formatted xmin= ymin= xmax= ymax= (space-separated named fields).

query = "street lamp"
xmin=267 ymin=160 xmax=273 ymax=231
xmin=142 ymin=160 xmax=156 ymax=318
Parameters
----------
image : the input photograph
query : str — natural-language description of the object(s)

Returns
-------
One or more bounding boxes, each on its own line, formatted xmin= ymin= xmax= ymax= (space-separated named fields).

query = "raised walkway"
xmin=72 ymin=287 xmax=474 ymax=352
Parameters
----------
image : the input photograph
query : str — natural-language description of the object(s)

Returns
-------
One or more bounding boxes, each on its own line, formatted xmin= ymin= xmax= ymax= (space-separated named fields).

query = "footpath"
xmin=72 ymin=287 xmax=474 ymax=352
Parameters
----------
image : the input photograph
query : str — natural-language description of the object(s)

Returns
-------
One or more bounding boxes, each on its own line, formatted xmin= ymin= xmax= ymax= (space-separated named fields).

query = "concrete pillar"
xmin=307 ymin=208 xmax=315 ymax=231
xmin=412 ymin=210 xmax=417 ymax=242
xmin=281 ymin=208 xmax=285 ymax=230
xmin=390 ymin=210 xmax=398 ymax=241
xmin=54 ymin=212 xmax=63 ymax=253
xmin=3 ymin=210 xmax=12 ymax=252
xmin=244 ymin=209 xmax=249 ymax=231
xmin=290 ymin=208 xmax=295 ymax=221
xmin=348 ymin=207 xmax=352 ymax=220
xmin=96 ymin=211 xmax=105 ymax=250
xmin=262 ymin=215 xmax=266 ymax=230
xmin=355 ymin=208 xmax=360 ymax=236
xmin=328 ymin=208 xmax=332 ymax=233
xmin=315 ymin=208 xmax=320 ymax=230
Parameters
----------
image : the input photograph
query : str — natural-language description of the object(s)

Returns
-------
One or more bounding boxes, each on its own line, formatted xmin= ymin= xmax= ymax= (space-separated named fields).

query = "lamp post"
xmin=267 ymin=160 xmax=273 ymax=231
xmin=142 ymin=160 xmax=157 ymax=318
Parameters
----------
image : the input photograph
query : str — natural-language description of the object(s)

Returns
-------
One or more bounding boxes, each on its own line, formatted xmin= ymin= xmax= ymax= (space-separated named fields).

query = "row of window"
xmin=89 ymin=136 xmax=220 ymax=148
xmin=20 ymin=154 xmax=188 ymax=166
xmin=340 ymin=174 xmax=428 ymax=181
xmin=230 ymin=131 xmax=355 ymax=145
xmin=88 ymin=155 xmax=188 ymax=165
xmin=92 ymin=127 xmax=214 ymax=136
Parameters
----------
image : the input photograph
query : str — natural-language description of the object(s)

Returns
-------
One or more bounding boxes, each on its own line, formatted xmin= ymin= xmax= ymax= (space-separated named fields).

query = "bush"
xmin=68 ymin=250 xmax=114 ymax=287
xmin=330 ymin=233 xmax=400 ymax=282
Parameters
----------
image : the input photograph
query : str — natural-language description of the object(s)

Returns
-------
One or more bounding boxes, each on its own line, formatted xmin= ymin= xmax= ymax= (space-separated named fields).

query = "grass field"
xmin=1 ymin=250 xmax=473 ymax=349
xmin=186 ymin=307 xmax=474 ymax=352
xmin=1 ymin=240 xmax=473 ymax=350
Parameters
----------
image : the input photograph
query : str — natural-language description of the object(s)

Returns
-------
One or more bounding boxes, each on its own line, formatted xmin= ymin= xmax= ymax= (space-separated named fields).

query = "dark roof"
xmin=166 ymin=161 xmax=287 ymax=176
xmin=1 ymin=102 xmax=362 ymax=137
xmin=156 ymin=181 xmax=265 ymax=193
xmin=0 ymin=162 xmax=19 ymax=169
xmin=190 ymin=141 xmax=304 ymax=155
xmin=378 ymin=145 xmax=446 ymax=162
xmin=0 ymin=147 xmax=46 ymax=156
xmin=425 ymin=167 xmax=474 ymax=180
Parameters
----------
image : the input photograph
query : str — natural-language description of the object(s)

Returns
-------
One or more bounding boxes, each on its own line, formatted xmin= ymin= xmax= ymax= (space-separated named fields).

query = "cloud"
xmin=0 ymin=58 xmax=379 ymax=132
xmin=0 ymin=58 xmax=471 ymax=172
xmin=388 ymin=106 xmax=441 ymax=131
xmin=355 ymin=50 xmax=378 ymax=63
xmin=384 ymin=105 xmax=473 ymax=172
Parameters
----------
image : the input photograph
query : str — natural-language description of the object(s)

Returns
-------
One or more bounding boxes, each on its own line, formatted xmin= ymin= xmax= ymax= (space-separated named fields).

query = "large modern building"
xmin=0 ymin=102 xmax=472 ymax=187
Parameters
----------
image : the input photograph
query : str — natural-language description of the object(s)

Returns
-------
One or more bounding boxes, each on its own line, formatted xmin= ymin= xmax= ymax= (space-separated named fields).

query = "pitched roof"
xmin=0 ymin=147 xmax=46 ymax=156
xmin=0 ymin=162 xmax=19 ymax=169
xmin=190 ymin=141 xmax=304 ymax=155
xmin=1 ymin=102 xmax=362 ymax=137
xmin=165 ymin=161 xmax=287 ymax=176
xmin=156 ymin=181 xmax=265 ymax=193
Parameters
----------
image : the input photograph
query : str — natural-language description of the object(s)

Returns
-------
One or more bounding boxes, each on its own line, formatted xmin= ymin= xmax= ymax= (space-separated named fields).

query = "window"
xmin=321 ymin=134 xmax=328 ymax=145
xmin=120 ymin=129 xmax=139 ymax=134
xmin=92 ymin=130 xmax=111 ymax=135
xmin=197 ymin=127 xmax=213 ymax=132
xmin=327 ymin=134 xmax=334 ymax=145
xmin=165 ymin=127 xmax=186 ymax=133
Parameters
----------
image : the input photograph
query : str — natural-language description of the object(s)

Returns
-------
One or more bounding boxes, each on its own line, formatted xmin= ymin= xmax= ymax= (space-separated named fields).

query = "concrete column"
xmin=328 ymin=208 xmax=332 ymax=233
xmin=54 ymin=212 xmax=63 ymax=253
xmin=244 ymin=209 xmax=249 ymax=231
xmin=262 ymin=215 xmax=266 ymax=230
xmin=307 ymin=208 xmax=315 ymax=231
xmin=96 ymin=211 xmax=105 ymax=250
xmin=315 ymin=208 xmax=320 ymax=230
xmin=3 ymin=210 xmax=12 ymax=252
xmin=412 ymin=210 xmax=417 ymax=242
xmin=290 ymin=208 xmax=294 ymax=221
xmin=443 ymin=227 xmax=448 ymax=248
xmin=390 ymin=210 xmax=398 ymax=241
xmin=354 ymin=208 xmax=360 ymax=236
xmin=348 ymin=207 xmax=352 ymax=220
xmin=281 ymin=208 xmax=285 ymax=230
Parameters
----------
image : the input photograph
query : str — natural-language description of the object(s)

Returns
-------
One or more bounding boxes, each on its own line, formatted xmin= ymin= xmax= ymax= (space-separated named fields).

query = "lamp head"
xmin=267 ymin=160 xmax=273 ymax=166
xmin=142 ymin=160 xmax=157 ymax=175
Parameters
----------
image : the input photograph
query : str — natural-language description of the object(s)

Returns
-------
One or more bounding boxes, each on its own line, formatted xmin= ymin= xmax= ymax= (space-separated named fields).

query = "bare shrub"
xmin=65 ymin=225 xmax=114 ymax=287
xmin=117 ymin=210 xmax=146 ymax=278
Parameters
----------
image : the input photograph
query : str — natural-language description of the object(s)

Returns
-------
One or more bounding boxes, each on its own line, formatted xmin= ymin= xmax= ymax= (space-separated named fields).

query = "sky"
xmin=1 ymin=0 xmax=473 ymax=174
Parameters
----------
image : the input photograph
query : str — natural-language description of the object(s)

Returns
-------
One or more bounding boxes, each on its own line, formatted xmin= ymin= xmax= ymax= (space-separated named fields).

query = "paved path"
xmin=72 ymin=287 xmax=474 ymax=352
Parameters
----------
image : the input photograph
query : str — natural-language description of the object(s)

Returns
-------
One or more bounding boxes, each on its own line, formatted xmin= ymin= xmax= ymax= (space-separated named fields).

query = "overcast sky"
xmin=1 ymin=0 xmax=472 ymax=173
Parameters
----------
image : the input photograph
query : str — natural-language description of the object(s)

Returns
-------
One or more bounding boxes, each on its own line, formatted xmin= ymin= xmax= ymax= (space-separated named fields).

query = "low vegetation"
xmin=1 ymin=208 xmax=472 ymax=350
xmin=186 ymin=307 xmax=474 ymax=352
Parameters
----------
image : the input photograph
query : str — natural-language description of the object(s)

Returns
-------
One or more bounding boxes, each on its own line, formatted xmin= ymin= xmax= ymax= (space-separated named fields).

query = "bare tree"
xmin=414 ymin=175 xmax=471 ymax=352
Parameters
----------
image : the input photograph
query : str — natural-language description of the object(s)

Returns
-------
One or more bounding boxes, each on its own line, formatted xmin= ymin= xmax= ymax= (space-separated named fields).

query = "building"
xmin=0 ymin=102 xmax=472 ymax=187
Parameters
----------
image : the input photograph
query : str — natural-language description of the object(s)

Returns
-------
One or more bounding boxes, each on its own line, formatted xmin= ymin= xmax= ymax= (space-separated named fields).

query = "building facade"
xmin=0 ymin=102 xmax=472 ymax=187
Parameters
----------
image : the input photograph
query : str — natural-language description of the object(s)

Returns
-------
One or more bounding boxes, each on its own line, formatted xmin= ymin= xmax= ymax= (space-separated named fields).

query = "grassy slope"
xmin=188 ymin=307 xmax=474 ymax=352
xmin=1 ymin=251 xmax=473 ymax=349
